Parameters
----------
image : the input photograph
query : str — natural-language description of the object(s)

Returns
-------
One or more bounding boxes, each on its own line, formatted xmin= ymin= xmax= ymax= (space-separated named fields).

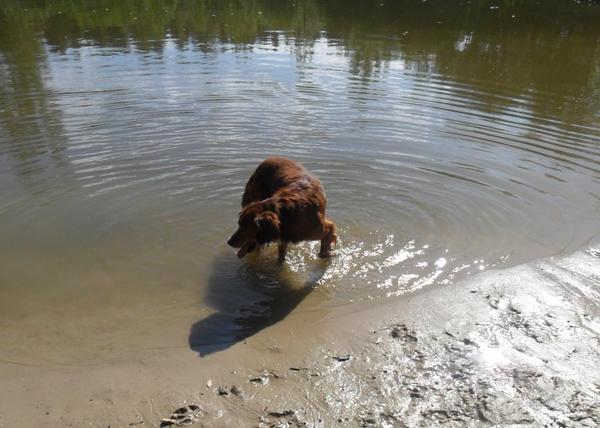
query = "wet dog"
xmin=227 ymin=157 xmax=337 ymax=262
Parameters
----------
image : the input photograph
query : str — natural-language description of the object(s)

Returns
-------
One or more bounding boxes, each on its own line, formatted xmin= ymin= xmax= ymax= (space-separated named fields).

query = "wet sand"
xmin=2 ymin=247 xmax=599 ymax=427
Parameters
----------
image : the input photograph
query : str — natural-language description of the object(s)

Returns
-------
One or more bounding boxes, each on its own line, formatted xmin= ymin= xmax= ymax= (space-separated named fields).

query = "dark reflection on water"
xmin=189 ymin=252 xmax=328 ymax=356
xmin=0 ymin=5 xmax=69 ymax=185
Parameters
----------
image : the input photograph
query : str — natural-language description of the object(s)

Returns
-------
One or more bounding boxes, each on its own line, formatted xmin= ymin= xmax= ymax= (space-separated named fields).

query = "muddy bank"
xmin=155 ymin=248 xmax=600 ymax=427
xmin=2 ymin=248 xmax=600 ymax=427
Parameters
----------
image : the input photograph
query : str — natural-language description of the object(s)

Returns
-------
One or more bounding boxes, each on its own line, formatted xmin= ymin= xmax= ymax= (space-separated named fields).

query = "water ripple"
xmin=1 ymin=30 xmax=600 ymax=307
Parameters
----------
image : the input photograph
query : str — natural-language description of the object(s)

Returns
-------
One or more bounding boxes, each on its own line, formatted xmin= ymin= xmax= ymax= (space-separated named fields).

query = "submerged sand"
xmin=1 ymin=248 xmax=600 ymax=427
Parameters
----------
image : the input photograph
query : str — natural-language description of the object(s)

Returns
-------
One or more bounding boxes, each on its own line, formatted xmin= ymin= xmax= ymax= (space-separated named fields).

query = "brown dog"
xmin=227 ymin=157 xmax=337 ymax=262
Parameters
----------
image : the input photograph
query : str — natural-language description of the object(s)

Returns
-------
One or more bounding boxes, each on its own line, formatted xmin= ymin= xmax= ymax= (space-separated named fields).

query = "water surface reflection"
xmin=1 ymin=0 xmax=599 ymax=364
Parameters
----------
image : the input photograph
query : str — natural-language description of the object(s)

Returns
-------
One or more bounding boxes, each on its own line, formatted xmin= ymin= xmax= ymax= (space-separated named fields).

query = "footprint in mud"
xmin=586 ymin=247 xmax=600 ymax=259
xmin=483 ymin=291 xmax=550 ymax=344
xmin=390 ymin=324 xmax=424 ymax=366
xmin=391 ymin=324 xmax=418 ymax=342
xmin=258 ymin=409 xmax=307 ymax=427
xmin=484 ymin=291 xmax=505 ymax=310
xmin=250 ymin=370 xmax=281 ymax=385
xmin=160 ymin=405 xmax=202 ymax=427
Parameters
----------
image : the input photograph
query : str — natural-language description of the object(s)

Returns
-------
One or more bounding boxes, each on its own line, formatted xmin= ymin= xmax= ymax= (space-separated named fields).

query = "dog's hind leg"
xmin=278 ymin=242 xmax=288 ymax=263
xmin=318 ymin=218 xmax=337 ymax=258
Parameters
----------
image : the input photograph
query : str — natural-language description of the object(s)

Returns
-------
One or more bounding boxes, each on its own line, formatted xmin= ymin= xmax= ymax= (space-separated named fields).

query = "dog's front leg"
xmin=318 ymin=219 xmax=337 ymax=258
xmin=278 ymin=242 xmax=288 ymax=263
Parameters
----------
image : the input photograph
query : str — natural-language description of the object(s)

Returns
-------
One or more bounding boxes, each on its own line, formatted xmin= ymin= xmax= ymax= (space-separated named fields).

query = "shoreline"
xmin=2 ymin=247 xmax=600 ymax=427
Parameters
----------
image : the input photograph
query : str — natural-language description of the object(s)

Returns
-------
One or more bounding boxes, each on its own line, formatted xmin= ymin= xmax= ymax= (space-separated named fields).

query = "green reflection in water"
xmin=1 ymin=0 xmax=600 ymax=166
xmin=1 ymin=0 xmax=599 ymax=116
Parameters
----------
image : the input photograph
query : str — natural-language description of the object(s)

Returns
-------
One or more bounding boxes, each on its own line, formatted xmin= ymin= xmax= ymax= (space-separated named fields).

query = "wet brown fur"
xmin=227 ymin=157 xmax=337 ymax=261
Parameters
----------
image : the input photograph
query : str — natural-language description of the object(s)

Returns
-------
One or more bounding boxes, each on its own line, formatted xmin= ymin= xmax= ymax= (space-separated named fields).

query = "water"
xmin=1 ymin=0 xmax=599 ymax=363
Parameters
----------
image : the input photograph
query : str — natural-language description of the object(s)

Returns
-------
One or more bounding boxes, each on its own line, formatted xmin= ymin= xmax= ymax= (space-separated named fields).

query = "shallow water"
xmin=1 ymin=0 xmax=600 ymax=364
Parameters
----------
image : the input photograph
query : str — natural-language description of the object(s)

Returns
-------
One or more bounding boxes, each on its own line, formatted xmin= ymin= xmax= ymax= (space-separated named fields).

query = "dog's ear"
xmin=255 ymin=211 xmax=280 ymax=244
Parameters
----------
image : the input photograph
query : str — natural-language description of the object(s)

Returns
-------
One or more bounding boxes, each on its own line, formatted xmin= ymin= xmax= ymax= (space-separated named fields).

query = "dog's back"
xmin=242 ymin=157 xmax=322 ymax=207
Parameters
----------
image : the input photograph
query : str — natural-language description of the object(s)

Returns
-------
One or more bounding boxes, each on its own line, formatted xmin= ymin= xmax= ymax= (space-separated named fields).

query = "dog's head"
xmin=227 ymin=204 xmax=281 ymax=257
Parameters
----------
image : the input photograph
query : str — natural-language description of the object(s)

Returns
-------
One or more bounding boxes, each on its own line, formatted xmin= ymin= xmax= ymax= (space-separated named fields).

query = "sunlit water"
xmin=1 ymin=0 xmax=600 ymax=364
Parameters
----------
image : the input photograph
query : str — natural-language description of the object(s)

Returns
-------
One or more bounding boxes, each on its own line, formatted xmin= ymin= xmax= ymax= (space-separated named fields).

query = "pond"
xmin=1 ymin=0 xmax=599 ymax=363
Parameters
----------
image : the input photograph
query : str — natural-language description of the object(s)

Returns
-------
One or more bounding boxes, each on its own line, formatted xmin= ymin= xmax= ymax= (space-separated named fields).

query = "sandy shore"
xmin=2 ymin=248 xmax=600 ymax=427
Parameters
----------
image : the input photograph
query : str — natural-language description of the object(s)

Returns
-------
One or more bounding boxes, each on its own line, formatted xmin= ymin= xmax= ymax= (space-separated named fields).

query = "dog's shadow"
xmin=189 ymin=249 xmax=329 ymax=356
